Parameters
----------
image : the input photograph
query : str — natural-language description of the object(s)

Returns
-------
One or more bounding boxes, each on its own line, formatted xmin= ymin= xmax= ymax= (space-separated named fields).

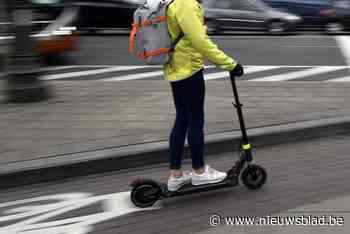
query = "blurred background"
xmin=1 ymin=0 xmax=350 ymax=68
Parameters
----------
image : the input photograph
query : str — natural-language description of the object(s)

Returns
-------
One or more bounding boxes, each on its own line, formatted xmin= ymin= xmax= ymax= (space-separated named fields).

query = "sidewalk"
xmin=1 ymin=79 xmax=350 ymax=187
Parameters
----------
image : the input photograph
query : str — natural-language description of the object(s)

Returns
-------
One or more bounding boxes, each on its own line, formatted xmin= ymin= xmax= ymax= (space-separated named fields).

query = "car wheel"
xmin=267 ymin=20 xmax=286 ymax=35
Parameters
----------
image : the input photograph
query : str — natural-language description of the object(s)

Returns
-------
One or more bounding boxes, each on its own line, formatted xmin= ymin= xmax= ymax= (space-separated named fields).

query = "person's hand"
xmin=230 ymin=63 xmax=244 ymax=77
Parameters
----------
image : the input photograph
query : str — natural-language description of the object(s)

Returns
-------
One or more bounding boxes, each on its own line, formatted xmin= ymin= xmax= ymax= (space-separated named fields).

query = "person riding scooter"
xmin=164 ymin=0 xmax=244 ymax=191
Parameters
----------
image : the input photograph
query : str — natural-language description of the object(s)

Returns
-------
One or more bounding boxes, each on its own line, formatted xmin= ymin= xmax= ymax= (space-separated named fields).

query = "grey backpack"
xmin=129 ymin=0 xmax=184 ymax=65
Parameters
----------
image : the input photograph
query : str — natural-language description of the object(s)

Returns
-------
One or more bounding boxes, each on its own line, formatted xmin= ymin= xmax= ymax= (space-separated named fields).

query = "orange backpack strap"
xmin=129 ymin=23 xmax=139 ymax=53
xmin=138 ymin=48 xmax=170 ymax=59
xmin=155 ymin=16 xmax=167 ymax=23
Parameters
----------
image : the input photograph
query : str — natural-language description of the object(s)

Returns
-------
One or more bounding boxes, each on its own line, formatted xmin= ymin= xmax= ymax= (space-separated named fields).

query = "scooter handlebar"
xmin=230 ymin=63 xmax=244 ymax=79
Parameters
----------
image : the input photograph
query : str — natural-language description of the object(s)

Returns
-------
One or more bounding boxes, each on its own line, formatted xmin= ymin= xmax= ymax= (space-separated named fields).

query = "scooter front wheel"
xmin=130 ymin=179 xmax=161 ymax=208
xmin=241 ymin=164 xmax=267 ymax=190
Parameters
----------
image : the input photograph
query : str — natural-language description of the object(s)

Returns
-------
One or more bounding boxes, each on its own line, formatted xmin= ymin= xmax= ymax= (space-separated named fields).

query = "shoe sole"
xmin=191 ymin=177 xmax=226 ymax=186
xmin=167 ymin=180 xmax=191 ymax=192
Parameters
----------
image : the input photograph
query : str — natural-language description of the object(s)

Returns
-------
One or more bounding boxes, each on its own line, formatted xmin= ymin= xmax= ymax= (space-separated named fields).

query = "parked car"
xmin=263 ymin=0 xmax=331 ymax=29
xmin=203 ymin=0 xmax=302 ymax=34
xmin=70 ymin=0 xmax=142 ymax=33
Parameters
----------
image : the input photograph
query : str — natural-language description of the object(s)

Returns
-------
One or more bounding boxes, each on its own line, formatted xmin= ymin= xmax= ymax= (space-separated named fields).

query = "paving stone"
xmin=1 ymin=80 xmax=350 ymax=169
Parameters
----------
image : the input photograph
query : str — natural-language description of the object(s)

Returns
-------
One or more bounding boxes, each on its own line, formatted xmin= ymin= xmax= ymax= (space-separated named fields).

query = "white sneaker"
xmin=191 ymin=165 xmax=227 ymax=186
xmin=167 ymin=171 xmax=191 ymax=191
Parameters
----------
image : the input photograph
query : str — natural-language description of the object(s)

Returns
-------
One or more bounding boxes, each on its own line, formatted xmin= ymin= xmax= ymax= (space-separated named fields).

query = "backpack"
xmin=129 ymin=0 xmax=184 ymax=65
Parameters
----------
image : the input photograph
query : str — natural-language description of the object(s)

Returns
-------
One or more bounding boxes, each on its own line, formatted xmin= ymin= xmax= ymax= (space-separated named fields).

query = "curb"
xmin=1 ymin=116 xmax=350 ymax=190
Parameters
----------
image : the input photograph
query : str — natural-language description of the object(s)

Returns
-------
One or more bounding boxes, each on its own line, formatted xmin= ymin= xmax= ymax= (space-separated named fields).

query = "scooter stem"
xmin=229 ymin=73 xmax=249 ymax=145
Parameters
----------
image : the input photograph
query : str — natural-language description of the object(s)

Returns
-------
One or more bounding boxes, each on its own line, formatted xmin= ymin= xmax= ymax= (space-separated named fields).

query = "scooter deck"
xmin=161 ymin=178 xmax=239 ymax=198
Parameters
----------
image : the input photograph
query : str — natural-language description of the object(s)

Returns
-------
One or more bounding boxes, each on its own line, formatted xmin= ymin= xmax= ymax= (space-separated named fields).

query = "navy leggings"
xmin=169 ymin=69 xmax=205 ymax=170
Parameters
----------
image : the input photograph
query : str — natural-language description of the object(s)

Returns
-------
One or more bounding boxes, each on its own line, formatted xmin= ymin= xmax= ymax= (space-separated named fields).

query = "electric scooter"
xmin=130 ymin=72 xmax=267 ymax=208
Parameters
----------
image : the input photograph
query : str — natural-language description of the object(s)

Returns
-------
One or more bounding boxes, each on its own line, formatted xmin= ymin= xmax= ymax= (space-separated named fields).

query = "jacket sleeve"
xmin=175 ymin=0 xmax=237 ymax=71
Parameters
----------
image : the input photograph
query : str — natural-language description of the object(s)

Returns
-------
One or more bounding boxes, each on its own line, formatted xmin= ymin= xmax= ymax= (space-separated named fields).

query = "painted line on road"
xmin=41 ymin=66 xmax=149 ymax=80
xmin=249 ymin=67 xmax=344 ymax=81
xmin=81 ymin=65 xmax=349 ymax=68
xmin=0 ymin=36 xmax=12 ymax=40
xmin=212 ymin=35 xmax=338 ymax=39
xmin=64 ymin=66 xmax=350 ymax=82
xmin=335 ymin=36 xmax=350 ymax=71
xmin=101 ymin=66 xmax=282 ymax=82
xmin=1 ymin=66 xmax=75 ymax=78
xmin=101 ymin=70 xmax=164 ymax=81
xmin=0 ymin=67 xmax=74 ymax=79
xmin=0 ymin=192 xmax=158 ymax=233
xmin=327 ymin=76 xmax=350 ymax=82
xmin=23 ymin=65 xmax=350 ymax=82
xmin=281 ymin=46 xmax=338 ymax=48
xmin=204 ymin=66 xmax=282 ymax=80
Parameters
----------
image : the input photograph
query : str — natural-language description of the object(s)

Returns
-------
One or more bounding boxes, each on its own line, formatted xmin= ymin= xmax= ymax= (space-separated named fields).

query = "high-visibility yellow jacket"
xmin=164 ymin=0 xmax=237 ymax=82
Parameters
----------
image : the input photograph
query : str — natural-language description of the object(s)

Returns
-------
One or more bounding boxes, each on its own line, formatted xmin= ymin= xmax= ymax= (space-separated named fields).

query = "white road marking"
xmin=204 ymin=66 xmax=282 ymax=80
xmin=249 ymin=66 xmax=344 ymax=81
xmin=101 ymin=70 xmax=164 ymax=81
xmin=0 ymin=192 xmax=158 ymax=233
xmin=41 ymin=66 xmax=150 ymax=80
xmin=65 ymin=65 xmax=161 ymax=68
xmin=102 ymin=66 xmax=281 ymax=81
xmin=281 ymin=46 xmax=338 ymax=48
xmin=212 ymin=35 xmax=337 ymax=39
xmin=327 ymin=76 xmax=350 ymax=82
xmin=0 ymin=36 xmax=12 ymax=40
xmin=100 ymin=65 xmax=215 ymax=81
xmin=0 ymin=66 xmax=77 ymax=78
xmin=335 ymin=36 xmax=350 ymax=71
xmin=1 ymin=67 xmax=73 ymax=80
xmin=16 ymin=65 xmax=350 ymax=82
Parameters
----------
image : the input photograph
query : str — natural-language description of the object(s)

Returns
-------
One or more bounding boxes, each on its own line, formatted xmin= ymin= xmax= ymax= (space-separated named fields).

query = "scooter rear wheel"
xmin=130 ymin=179 xmax=161 ymax=208
xmin=241 ymin=164 xmax=267 ymax=190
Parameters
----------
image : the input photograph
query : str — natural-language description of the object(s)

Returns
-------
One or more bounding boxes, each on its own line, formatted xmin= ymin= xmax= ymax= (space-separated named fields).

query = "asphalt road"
xmin=24 ymin=34 xmax=349 ymax=82
xmin=1 ymin=134 xmax=350 ymax=233
xmin=66 ymin=35 xmax=346 ymax=66
xmin=2 ymin=35 xmax=350 ymax=81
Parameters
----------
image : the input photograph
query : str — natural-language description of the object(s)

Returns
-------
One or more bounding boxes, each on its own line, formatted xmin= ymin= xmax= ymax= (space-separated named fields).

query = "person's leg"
xmin=167 ymin=78 xmax=193 ymax=191
xmin=169 ymin=79 xmax=189 ymax=177
xmin=186 ymin=69 xmax=205 ymax=173
xmin=187 ymin=69 xmax=227 ymax=185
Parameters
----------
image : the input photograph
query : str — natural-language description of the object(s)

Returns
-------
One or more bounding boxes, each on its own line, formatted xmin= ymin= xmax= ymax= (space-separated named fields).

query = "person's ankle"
xmin=194 ymin=166 xmax=205 ymax=175
xmin=170 ymin=169 xmax=183 ymax=178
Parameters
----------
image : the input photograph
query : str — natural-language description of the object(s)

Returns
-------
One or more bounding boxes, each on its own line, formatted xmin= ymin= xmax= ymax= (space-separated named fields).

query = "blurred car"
xmin=263 ymin=0 xmax=331 ymax=29
xmin=324 ymin=0 xmax=350 ymax=32
xmin=203 ymin=0 xmax=302 ymax=34
xmin=0 ymin=0 xmax=79 ymax=66
xmin=69 ymin=0 xmax=142 ymax=33
xmin=31 ymin=0 xmax=79 ymax=58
